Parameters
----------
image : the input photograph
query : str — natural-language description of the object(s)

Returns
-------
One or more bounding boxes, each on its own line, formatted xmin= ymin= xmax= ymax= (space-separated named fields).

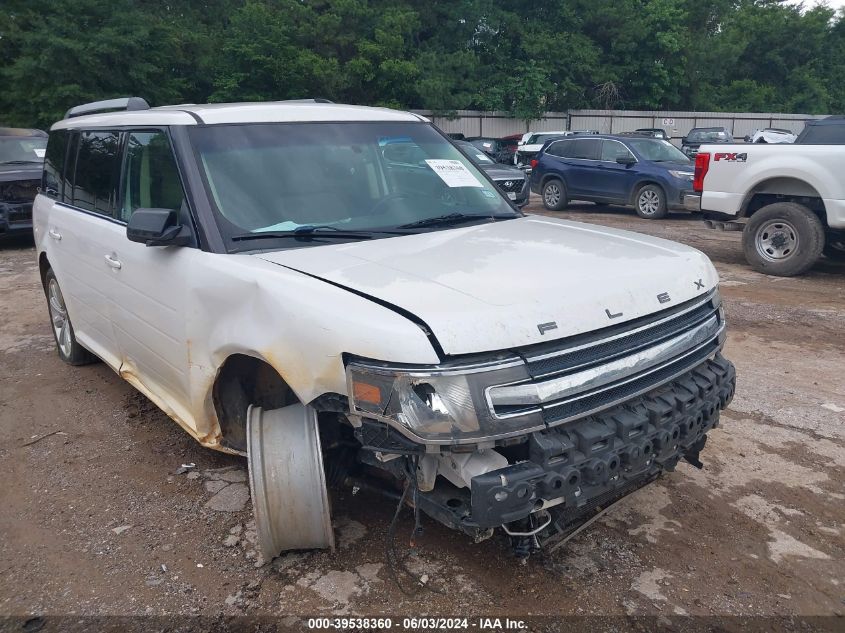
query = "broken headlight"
xmin=346 ymin=358 xmax=544 ymax=444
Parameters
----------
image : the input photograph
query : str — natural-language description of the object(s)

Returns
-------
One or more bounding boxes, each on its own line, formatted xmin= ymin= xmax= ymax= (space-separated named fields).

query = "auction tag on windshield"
xmin=425 ymin=159 xmax=483 ymax=188
xmin=34 ymin=148 xmax=45 ymax=158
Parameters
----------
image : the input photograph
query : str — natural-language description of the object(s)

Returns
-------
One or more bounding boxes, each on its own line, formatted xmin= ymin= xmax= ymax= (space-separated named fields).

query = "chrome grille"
xmin=494 ymin=178 xmax=525 ymax=193
xmin=486 ymin=291 xmax=725 ymax=425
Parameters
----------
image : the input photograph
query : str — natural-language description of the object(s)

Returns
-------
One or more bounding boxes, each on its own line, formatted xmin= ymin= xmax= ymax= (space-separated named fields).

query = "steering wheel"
xmin=370 ymin=192 xmax=416 ymax=215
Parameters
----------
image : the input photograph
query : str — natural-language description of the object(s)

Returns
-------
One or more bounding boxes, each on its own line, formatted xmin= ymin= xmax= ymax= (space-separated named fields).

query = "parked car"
xmin=687 ymin=138 xmax=845 ymax=275
xmin=744 ymin=128 xmax=796 ymax=144
xmin=0 ymin=127 xmax=47 ymax=237
xmin=795 ymin=116 xmax=845 ymax=144
xmin=514 ymin=131 xmax=570 ymax=169
xmin=633 ymin=128 xmax=669 ymax=139
xmin=465 ymin=137 xmax=512 ymax=164
xmin=498 ymin=133 xmax=522 ymax=164
xmin=35 ymin=97 xmax=734 ymax=562
xmin=531 ymin=135 xmax=695 ymax=219
xmin=569 ymin=129 xmax=600 ymax=136
xmin=455 ymin=140 xmax=528 ymax=206
xmin=681 ymin=127 xmax=733 ymax=157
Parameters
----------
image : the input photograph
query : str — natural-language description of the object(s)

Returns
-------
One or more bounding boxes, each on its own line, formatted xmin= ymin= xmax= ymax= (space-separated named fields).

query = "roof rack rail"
xmin=280 ymin=98 xmax=334 ymax=104
xmin=64 ymin=97 xmax=150 ymax=120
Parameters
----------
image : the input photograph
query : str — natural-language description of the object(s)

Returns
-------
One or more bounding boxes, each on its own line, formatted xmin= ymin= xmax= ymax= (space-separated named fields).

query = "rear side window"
xmin=42 ymin=130 xmax=69 ymax=199
xmin=119 ymin=131 xmax=185 ymax=222
xmin=72 ymin=131 xmax=122 ymax=216
xmin=568 ymin=138 xmax=600 ymax=160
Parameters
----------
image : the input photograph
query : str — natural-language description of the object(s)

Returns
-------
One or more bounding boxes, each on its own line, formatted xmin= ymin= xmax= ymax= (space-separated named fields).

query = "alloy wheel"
xmin=638 ymin=189 xmax=661 ymax=216
xmin=47 ymin=278 xmax=73 ymax=358
xmin=544 ymin=183 xmax=561 ymax=207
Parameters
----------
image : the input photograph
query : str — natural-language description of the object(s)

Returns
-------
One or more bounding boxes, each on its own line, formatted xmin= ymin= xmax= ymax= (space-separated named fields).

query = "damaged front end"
xmin=340 ymin=290 xmax=736 ymax=557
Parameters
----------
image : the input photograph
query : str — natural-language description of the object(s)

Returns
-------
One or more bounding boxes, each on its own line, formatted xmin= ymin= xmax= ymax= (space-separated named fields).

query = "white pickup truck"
xmin=685 ymin=144 xmax=845 ymax=276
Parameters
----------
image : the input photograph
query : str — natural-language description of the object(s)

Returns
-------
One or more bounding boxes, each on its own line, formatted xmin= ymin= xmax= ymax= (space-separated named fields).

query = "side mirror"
xmin=681 ymin=137 xmax=687 ymax=145
xmin=126 ymin=208 xmax=191 ymax=247
xmin=616 ymin=155 xmax=637 ymax=166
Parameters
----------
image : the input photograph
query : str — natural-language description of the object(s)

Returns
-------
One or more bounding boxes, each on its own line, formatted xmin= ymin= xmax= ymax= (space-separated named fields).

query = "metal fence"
xmin=412 ymin=109 xmax=827 ymax=143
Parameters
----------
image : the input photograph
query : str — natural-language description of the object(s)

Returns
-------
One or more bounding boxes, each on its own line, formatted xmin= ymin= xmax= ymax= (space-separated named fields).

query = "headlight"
xmin=346 ymin=359 xmax=545 ymax=444
xmin=668 ymin=170 xmax=694 ymax=180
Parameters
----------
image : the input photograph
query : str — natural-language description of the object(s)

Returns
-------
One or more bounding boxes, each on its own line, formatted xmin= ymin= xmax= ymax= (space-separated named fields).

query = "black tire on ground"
xmin=822 ymin=236 xmax=845 ymax=261
xmin=44 ymin=268 xmax=98 ymax=365
xmin=541 ymin=178 xmax=568 ymax=211
xmin=742 ymin=202 xmax=825 ymax=276
xmin=634 ymin=184 xmax=668 ymax=219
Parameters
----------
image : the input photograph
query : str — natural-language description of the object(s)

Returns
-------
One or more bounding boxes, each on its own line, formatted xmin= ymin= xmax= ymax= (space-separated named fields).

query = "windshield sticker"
xmin=34 ymin=148 xmax=45 ymax=158
xmin=425 ymin=159 xmax=483 ymax=188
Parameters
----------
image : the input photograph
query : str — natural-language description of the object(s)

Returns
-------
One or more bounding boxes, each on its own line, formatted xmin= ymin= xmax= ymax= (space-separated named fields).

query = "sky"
xmin=798 ymin=0 xmax=845 ymax=12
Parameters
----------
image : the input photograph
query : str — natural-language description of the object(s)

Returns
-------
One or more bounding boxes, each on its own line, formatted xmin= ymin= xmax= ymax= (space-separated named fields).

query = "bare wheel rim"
xmin=47 ymin=278 xmax=72 ymax=357
xmin=544 ymin=183 xmax=561 ymax=207
xmin=755 ymin=220 xmax=799 ymax=261
xmin=247 ymin=404 xmax=335 ymax=561
xmin=638 ymin=189 xmax=661 ymax=215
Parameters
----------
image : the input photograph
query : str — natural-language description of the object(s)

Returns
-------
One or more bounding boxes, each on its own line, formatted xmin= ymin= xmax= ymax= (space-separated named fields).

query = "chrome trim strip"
xmin=487 ymin=320 xmax=726 ymax=419
xmin=523 ymin=289 xmax=717 ymax=367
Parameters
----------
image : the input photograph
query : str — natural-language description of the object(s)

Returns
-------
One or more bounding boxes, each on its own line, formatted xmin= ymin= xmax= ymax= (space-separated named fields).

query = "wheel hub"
xmin=756 ymin=220 xmax=798 ymax=261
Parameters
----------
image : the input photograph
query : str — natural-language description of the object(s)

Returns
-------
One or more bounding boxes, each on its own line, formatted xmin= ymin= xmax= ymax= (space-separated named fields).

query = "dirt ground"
xmin=1 ymin=200 xmax=843 ymax=627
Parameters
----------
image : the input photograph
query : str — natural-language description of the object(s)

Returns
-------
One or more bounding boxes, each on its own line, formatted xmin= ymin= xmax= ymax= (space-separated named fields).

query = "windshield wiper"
xmin=398 ymin=212 xmax=511 ymax=229
xmin=0 ymin=160 xmax=42 ymax=165
xmin=231 ymin=227 xmax=403 ymax=242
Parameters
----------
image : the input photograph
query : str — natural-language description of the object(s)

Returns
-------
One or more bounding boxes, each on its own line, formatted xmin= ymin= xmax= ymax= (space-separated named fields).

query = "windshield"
xmin=456 ymin=141 xmax=494 ymax=164
xmin=687 ymin=129 xmax=731 ymax=143
xmin=627 ymin=139 xmax=691 ymax=165
xmin=189 ymin=122 xmax=516 ymax=249
xmin=0 ymin=136 xmax=47 ymax=164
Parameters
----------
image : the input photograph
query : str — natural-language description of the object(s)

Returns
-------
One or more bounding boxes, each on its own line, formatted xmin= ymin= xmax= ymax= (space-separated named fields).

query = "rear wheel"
xmin=45 ymin=269 xmax=97 ymax=365
xmin=542 ymin=179 xmax=568 ymax=211
xmin=635 ymin=184 xmax=668 ymax=219
xmin=742 ymin=202 xmax=825 ymax=276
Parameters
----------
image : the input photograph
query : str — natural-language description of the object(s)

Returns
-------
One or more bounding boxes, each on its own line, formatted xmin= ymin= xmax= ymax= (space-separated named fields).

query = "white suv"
xmin=35 ymin=97 xmax=735 ymax=561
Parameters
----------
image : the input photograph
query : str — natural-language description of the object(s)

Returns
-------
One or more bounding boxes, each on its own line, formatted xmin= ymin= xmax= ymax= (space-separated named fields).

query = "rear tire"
xmin=634 ymin=184 xmax=668 ymax=219
xmin=742 ymin=202 xmax=825 ymax=276
xmin=44 ymin=269 xmax=97 ymax=365
xmin=542 ymin=179 xmax=568 ymax=211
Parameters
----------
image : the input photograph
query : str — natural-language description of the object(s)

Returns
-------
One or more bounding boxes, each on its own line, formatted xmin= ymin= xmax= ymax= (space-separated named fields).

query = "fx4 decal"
xmin=714 ymin=152 xmax=747 ymax=162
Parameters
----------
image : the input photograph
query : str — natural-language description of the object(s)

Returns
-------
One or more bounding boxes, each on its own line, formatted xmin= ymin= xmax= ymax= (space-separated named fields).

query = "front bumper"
xmin=0 ymin=201 xmax=34 ymax=235
xmin=417 ymin=354 xmax=736 ymax=534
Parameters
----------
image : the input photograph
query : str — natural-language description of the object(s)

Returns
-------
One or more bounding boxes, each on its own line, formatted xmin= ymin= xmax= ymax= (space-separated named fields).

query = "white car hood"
xmin=255 ymin=216 xmax=718 ymax=356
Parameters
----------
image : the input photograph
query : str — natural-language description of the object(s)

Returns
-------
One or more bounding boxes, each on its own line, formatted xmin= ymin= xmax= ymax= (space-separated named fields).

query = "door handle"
xmin=104 ymin=254 xmax=122 ymax=270
xmin=48 ymin=229 xmax=62 ymax=241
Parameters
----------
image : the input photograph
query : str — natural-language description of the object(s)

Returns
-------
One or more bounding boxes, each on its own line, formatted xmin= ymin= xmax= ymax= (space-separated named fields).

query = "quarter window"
xmin=545 ymin=140 xmax=571 ymax=157
xmin=120 ymin=131 xmax=185 ymax=223
xmin=72 ymin=131 xmax=121 ymax=216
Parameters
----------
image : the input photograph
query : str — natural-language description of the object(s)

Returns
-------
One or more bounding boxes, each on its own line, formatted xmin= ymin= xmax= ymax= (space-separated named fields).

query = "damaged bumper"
xmin=414 ymin=354 xmax=735 ymax=536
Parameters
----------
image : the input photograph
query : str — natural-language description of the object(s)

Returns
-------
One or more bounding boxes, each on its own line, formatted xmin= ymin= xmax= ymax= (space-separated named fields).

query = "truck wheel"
xmin=635 ymin=185 xmax=667 ymax=219
xmin=823 ymin=237 xmax=845 ymax=261
xmin=742 ymin=202 xmax=825 ymax=276
xmin=44 ymin=269 xmax=97 ymax=365
xmin=542 ymin=179 xmax=568 ymax=211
